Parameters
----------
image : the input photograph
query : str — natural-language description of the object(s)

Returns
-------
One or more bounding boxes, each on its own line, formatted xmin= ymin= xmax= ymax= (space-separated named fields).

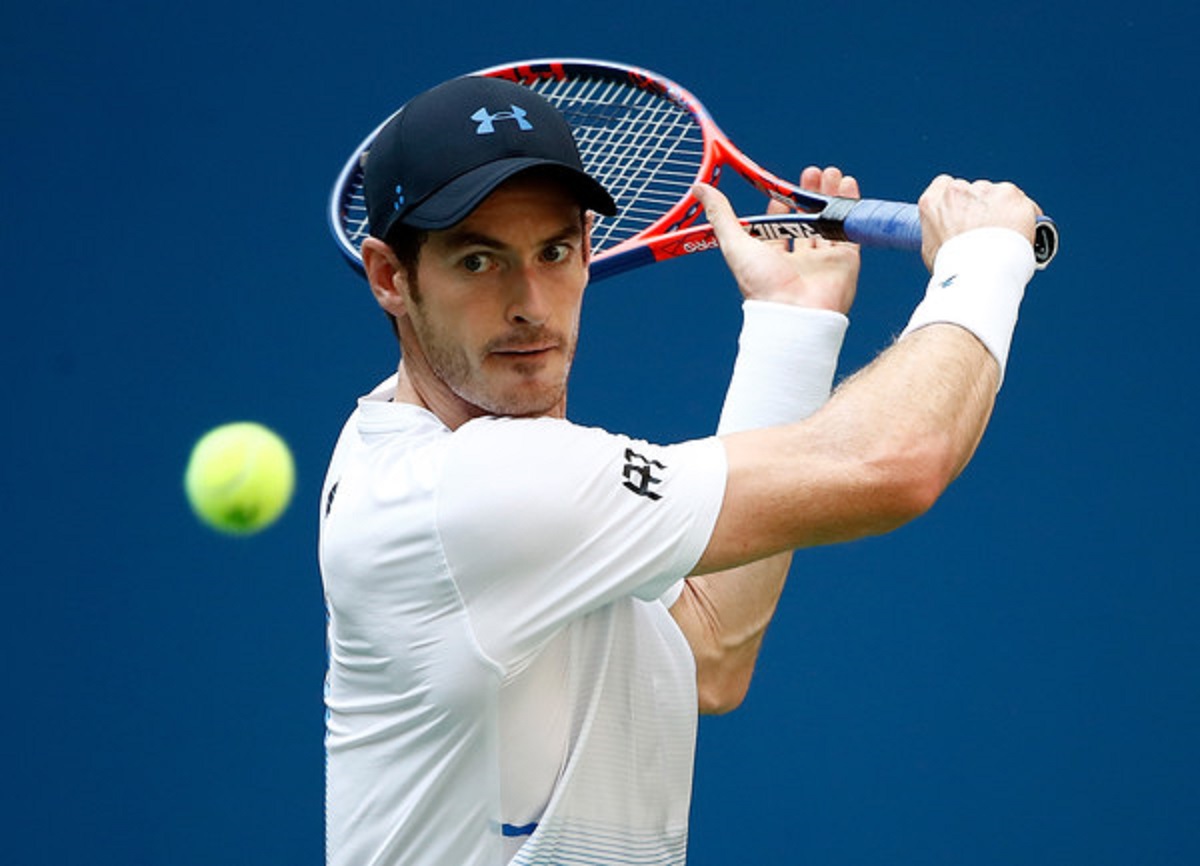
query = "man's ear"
xmin=583 ymin=211 xmax=594 ymax=266
xmin=362 ymin=237 xmax=411 ymax=318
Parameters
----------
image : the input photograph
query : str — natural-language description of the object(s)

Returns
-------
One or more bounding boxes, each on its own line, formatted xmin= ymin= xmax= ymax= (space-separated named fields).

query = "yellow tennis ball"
xmin=184 ymin=421 xmax=295 ymax=535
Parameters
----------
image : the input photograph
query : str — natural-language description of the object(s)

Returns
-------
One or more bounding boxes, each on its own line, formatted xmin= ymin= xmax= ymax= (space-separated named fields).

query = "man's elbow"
xmin=696 ymin=665 xmax=754 ymax=715
xmin=856 ymin=436 xmax=963 ymax=535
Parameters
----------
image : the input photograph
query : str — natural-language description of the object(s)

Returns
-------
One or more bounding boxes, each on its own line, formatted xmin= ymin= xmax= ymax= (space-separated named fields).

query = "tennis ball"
xmin=184 ymin=421 xmax=295 ymax=535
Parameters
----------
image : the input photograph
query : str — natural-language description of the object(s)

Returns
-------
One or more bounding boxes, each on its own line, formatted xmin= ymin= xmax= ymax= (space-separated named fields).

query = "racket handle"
xmin=834 ymin=198 xmax=1058 ymax=269
xmin=837 ymin=198 xmax=922 ymax=249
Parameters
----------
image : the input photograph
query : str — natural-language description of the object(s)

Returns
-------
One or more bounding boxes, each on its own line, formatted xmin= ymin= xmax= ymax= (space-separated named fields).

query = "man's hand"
xmin=918 ymin=175 xmax=1041 ymax=270
xmin=694 ymin=166 xmax=861 ymax=314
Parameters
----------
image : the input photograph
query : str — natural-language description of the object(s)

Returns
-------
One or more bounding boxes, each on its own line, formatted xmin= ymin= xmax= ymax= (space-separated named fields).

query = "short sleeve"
xmin=435 ymin=416 xmax=726 ymax=673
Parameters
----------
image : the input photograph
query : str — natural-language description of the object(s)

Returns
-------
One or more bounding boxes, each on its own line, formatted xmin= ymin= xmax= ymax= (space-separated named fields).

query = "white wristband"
xmin=900 ymin=227 xmax=1036 ymax=388
xmin=717 ymin=300 xmax=849 ymax=434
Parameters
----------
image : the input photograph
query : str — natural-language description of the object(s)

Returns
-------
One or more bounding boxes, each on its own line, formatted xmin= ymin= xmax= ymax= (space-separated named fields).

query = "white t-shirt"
xmin=320 ymin=376 xmax=727 ymax=865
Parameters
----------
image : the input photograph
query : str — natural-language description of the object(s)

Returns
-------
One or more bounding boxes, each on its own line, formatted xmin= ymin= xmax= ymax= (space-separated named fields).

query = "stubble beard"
xmin=409 ymin=300 xmax=577 ymax=419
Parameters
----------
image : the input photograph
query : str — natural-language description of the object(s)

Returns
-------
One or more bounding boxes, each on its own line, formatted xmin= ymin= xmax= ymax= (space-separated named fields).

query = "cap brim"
xmin=401 ymin=158 xmax=617 ymax=230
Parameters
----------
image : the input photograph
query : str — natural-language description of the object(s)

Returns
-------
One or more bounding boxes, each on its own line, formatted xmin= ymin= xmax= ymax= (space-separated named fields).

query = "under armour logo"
xmin=622 ymin=449 xmax=665 ymax=501
xmin=471 ymin=105 xmax=533 ymax=134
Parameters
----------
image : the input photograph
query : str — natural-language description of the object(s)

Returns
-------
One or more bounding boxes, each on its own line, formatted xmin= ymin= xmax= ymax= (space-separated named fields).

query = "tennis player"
xmin=319 ymin=75 xmax=1040 ymax=865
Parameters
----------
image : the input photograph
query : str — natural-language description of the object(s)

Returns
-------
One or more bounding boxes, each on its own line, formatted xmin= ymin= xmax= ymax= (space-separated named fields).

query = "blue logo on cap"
xmin=471 ymin=105 xmax=533 ymax=134
xmin=393 ymin=184 xmax=405 ymax=212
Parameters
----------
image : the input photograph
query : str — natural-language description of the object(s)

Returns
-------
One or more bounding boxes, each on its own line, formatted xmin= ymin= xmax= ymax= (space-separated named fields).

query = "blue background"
xmin=4 ymin=1 xmax=1197 ymax=863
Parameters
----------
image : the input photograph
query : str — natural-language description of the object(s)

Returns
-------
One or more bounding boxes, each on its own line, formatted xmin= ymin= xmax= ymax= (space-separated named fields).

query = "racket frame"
xmin=329 ymin=57 xmax=1057 ymax=278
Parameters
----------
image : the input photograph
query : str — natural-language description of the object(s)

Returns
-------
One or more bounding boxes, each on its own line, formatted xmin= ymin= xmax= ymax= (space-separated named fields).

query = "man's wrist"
xmin=900 ymin=227 xmax=1036 ymax=388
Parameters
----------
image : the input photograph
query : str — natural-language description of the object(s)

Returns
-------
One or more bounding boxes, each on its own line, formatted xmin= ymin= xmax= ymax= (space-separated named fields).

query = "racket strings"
xmin=341 ymin=164 xmax=371 ymax=250
xmin=526 ymin=75 xmax=704 ymax=253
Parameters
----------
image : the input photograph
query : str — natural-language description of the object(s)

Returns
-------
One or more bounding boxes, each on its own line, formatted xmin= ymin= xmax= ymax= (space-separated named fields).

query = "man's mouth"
xmin=488 ymin=332 xmax=560 ymax=359
xmin=495 ymin=344 xmax=554 ymax=356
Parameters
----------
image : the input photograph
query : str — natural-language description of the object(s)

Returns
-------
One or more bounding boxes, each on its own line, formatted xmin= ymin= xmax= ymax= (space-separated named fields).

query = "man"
xmin=319 ymin=75 xmax=1040 ymax=865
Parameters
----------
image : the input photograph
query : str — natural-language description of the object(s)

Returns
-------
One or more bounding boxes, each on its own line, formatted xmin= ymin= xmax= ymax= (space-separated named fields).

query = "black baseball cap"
xmin=363 ymin=76 xmax=617 ymax=240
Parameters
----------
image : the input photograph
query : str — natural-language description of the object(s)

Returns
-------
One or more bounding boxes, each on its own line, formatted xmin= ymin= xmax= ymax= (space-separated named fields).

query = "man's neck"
xmin=392 ymin=363 xmax=479 ymax=431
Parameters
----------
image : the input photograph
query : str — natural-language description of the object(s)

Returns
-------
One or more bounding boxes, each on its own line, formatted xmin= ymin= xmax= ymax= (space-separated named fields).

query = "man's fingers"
xmin=694 ymin=183 xmax=751 ymax=250
xmin=800 ymin=165 xmax=823 ymax=191
xmin=802 ymin=165 xmax=860 ymax=199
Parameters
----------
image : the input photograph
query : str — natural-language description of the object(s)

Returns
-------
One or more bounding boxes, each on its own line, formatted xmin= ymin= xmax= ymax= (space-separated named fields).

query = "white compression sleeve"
xmin=717 ymin=300 xmax=849 ymax=435
xmin=899 ymin=227 xmax=1037 ymax=388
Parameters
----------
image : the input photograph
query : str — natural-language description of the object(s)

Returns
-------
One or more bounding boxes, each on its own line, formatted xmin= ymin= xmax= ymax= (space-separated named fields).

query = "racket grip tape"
xmin=828 ymin=198 xmax=923 ymax=251
xmin=831 ymin=198 xmax=1058 ymax=268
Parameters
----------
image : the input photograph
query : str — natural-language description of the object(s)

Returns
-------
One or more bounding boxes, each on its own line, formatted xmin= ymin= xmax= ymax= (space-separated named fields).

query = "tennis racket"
xmin=330 ymin=58 xmax=1058 ymax=280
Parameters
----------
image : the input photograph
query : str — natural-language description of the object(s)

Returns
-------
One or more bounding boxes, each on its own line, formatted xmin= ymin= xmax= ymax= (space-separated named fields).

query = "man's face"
xmin=400 ymin=174 xmax=590 ymax=420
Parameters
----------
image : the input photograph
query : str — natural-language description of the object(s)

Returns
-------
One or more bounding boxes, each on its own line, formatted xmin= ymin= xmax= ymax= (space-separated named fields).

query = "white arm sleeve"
xmin=717 ymin=300 xmax=849 ymax=434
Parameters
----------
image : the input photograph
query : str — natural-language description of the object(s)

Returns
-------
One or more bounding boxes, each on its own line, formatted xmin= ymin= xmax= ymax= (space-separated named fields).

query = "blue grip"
xmin=843 ymin=199 xmax=1059 ymax=267
xmin=841 ymin=199 xmax=923 ymax=251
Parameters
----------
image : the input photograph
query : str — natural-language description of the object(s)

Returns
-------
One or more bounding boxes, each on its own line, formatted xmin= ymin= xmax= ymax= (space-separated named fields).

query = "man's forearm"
xmin=671 ymin=552 xmax=793 ymax=715
xmin=700 ymin=322 xmax=1000 ymax=573
xmin=672 ymin=301 xmax=847 ymax=713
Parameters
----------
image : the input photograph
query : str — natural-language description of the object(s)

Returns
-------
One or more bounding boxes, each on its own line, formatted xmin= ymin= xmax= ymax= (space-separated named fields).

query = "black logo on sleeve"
xmin=622 ymin=449 xmax=665 ymax=500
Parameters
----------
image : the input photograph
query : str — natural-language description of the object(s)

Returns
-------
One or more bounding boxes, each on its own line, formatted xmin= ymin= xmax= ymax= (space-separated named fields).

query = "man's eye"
xmin=461 ymin=253 xmax=490 ymax=273
xmin=542 ymin=244 xmax=570 ymax=263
